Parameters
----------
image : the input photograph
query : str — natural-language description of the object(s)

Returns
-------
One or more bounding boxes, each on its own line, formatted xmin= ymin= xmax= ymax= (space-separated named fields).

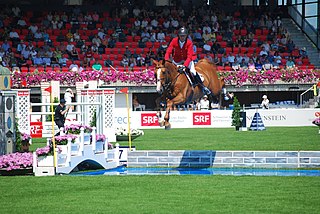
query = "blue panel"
xmin=7 ymin=116 xmax=12 ymax=129
xmin=4 ymin=76 xmax=9 ymax=88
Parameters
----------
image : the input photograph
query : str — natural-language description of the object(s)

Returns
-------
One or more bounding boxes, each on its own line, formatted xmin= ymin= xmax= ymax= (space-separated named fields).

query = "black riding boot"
xmin=193 ymin=73 xmax=211 ymax=95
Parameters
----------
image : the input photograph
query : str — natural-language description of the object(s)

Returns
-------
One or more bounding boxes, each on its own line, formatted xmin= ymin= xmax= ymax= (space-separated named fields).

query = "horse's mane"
xmin=164 ymin=60 xmax=178 ymax=72
xmin=197 ymin=58 xmax=216 ymax=66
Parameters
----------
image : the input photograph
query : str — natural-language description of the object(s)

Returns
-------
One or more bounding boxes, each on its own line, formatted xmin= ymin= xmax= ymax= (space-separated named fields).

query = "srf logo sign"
xmin=141 ymin=113 xmax=159 ymax=126
xmin=193 ymin=112 xmax=211 ymax=125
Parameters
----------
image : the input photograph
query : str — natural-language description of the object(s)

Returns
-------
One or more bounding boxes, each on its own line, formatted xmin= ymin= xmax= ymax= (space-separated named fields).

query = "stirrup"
xmin=202 ymin=86 xmax=211 ymax=95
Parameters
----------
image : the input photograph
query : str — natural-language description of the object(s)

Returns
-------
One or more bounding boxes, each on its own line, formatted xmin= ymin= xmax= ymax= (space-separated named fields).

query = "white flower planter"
xmin=37 ymin=155 xmax=54 ymax=167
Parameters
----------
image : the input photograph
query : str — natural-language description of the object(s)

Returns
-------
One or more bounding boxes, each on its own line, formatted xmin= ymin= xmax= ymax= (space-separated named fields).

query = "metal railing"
xmin=300 ymin=84 xmax=316 ymax=107
xmin=288 ymin=5 xmax=320 ymax=50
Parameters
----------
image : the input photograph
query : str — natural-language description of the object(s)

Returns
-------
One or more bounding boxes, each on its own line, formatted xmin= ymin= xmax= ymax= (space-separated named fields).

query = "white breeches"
xmin=173 ymin=60 xmax=196 ymax=75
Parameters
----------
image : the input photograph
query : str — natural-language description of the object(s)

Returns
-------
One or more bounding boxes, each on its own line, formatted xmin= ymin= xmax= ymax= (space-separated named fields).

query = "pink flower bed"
xmin=11 ymin=68 xmax=319 ymax=88
xmin=0 ymin=152 xmax=33 ymax=171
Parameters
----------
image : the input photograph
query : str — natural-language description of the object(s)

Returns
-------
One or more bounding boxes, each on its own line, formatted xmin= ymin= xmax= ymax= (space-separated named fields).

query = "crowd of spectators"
xmin=0 ymin=2 xmax=314 ymax=73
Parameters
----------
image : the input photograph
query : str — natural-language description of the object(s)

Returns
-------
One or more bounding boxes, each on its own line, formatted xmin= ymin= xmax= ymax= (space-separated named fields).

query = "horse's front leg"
xmin=163 ymin=95 xmax=186 ymax=129
xmin=163 ymin=100 xmax=171 ymax=129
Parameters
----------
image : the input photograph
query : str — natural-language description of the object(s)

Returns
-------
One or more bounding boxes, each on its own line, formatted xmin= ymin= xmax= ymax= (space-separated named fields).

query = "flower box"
xmin=37 ymin=155 xmax=54 ymax=167
xmin=0 ymin=167 xmax=33 ymax=176
xmin=116 ymin=134 xmax=141 ymax=141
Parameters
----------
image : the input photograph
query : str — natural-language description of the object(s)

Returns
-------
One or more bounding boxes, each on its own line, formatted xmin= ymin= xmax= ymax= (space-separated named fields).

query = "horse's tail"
xmin=219 ymin=77 xmax=225 ymax=88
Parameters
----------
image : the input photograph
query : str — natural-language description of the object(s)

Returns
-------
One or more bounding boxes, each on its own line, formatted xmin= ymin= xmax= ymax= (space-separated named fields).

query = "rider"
xmin=165 ymin=27 xmax=211 ymax=95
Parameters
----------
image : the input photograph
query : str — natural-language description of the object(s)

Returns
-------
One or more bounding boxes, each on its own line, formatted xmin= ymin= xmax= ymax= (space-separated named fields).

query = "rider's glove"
xmin=178 ymin=65 xmax=186 ymax=74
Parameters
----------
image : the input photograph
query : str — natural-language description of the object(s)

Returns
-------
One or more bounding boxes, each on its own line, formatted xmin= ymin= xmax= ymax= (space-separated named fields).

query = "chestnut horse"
xmin=154 ymin=58 xmax=226 ymax=129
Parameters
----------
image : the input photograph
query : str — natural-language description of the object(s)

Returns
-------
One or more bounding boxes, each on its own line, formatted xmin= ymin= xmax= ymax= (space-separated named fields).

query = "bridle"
xmin=156 ymin=62 xmax=181 ymax=96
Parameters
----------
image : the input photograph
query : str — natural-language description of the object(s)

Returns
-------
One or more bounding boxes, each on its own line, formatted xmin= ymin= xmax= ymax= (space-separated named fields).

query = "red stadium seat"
xmin=302 ymin=58 xmax=310 ymax=65
xmin=262 ymin=28 xmax=269 ymax=35
xmin=224 ymin=66 xmax=232 ymax=71
xmin=240 ymin=29 xmax=247 ymax=36
xmin=216 ymin=35 xmax=223 ymax=42
xmin=61 ymin=67 xmax=69 ymax=72
xmin=217 ymin=66 xmax=225 ymax=71
xmin=20 ymin=67 xmax=29 ymax=73
xmin=220 ymin=41 xmax=227 ymax=48
xmin=307 ymin=64 xmax=315 ymax=69
xmin=255 ymin=29 xmax=262 ymax=36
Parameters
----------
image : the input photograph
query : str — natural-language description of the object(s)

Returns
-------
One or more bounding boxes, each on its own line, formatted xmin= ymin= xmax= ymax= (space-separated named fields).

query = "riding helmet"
xmin=178 ymin=27 xmax=188 ymax=36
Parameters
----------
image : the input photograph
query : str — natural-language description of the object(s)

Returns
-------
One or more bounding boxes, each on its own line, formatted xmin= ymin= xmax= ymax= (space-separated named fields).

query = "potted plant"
xmin=65 ymin=124 xmax=93 ymax=135
xmin=231 ymin=96 xmax=241 ymax=130
xmin=21 ymin=132 xmax=32 ymax=152
xmin=95 ymin=134 xmax=113 ymax=151
xmin=36 ymin=145 xmax=53 ymax=157
xmin=54 ymin=134 xmax=77 ymax=145
xmin=115 ymin=127 xmax=144 ymax=141
xmin=65 ymin=124 xmax=92 ymax=144
xmin=35 ymin=145 xmax=55 ymax=167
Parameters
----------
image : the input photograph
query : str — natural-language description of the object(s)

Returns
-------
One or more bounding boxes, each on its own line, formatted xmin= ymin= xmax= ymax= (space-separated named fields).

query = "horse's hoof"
xmin=165 ymin=124 xmax=171 ymax=130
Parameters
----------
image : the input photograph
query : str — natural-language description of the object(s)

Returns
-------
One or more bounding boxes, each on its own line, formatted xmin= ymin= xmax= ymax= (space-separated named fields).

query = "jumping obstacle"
xmin=33 ymin=127 xmax=121 ymax=176
xmin=10 ymin=81 xmax=122 ymax=176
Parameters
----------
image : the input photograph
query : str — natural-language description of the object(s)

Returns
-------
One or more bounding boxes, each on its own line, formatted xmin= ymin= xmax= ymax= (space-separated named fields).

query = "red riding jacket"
xmin=165 ymin=37 xmax=195 ymax=67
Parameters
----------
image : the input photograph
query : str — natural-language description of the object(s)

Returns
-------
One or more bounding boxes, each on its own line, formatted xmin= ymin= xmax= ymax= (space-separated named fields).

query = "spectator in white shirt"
xmin=141 ymin=18 xmax=148 ymax=28
xmin=66 ymin=43 xmax=75 ymax=55
xmin=163 ymin=20 xmax=170 ymax=29
xmin=259 ymin=47 xmax=268 ymax=56
xmin=28 ymin=24 xmax=38 ymax=34
xmin=17 ymin=18 xmax=27 ymax=28
xmin=69 ymin=61 xmax=79 ymax=72
xmin=150 ymin=19 xmax=158 ymax=28
xmin=98 ymin=29 xmax=106 ymax=40
xmin=133 ymin=7 xmax=141 ymax=17
xmin=9 ymin=30 xmax=20 ymax=39
xmin=134 ymin=19 xmax=141 ymax=28
xmin=64 ymin=88 xmax=74 ymax=111
xmin=199 ymin=95 xmax=210 ymax=110
xmin=157 ymin=30 xmax=166 ymax=42
xmin=203 ymin=41 xmax=211 ymax=53
xmin=203 ymin=23 xmax=212 ymax=34
xmin=34 ymin=31 xmax=43 ymax=41
xmin=261 ymin=95 xmax=269 ymax=109
xmin=171 ymin=18 xmax=179 ymax=28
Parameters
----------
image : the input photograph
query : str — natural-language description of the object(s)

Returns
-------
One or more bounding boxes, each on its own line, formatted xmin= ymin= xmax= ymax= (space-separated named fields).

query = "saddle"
xmin=183 ymin=67 xmax=211 ymax=95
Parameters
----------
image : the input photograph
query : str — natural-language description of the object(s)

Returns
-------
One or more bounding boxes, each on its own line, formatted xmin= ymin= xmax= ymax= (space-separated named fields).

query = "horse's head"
xmin=153 ymin=59 xmax=173 ymax=94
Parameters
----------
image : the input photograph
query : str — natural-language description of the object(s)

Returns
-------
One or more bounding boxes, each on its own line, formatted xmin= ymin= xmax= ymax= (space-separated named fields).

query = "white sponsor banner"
xmin=113 ymin=109 xmax=320 ymax=129
xmin=31 ymin=107 xmax=320 ymax=131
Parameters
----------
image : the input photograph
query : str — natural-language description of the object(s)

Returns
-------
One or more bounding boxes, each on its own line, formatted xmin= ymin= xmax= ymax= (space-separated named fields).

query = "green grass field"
xmin=31 ymin=126 xmax=320 ymax=151
xmin=4 ymin=126 xmax=318 ymax=213
xmin=0 ymin=176 xmax=319 ymax=213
